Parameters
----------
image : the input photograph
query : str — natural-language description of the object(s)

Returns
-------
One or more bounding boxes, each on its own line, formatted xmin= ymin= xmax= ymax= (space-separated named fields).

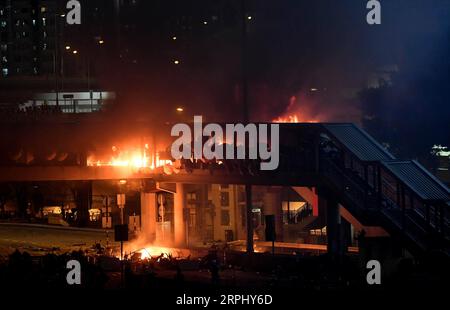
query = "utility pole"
xmin=54 ymin=12 xmax=59 ymax=107
xmin=241 ymin=0 xmax=254 ymax=254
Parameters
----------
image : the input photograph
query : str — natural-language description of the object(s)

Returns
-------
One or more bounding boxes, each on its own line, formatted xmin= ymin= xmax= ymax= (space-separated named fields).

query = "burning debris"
xmin=131 ymin=246 xmax=190 ymax=261
xmin=122 ymin=233 xmax=191 ymax=262
xmin=87 ymin=144 xmax=173 ymax=170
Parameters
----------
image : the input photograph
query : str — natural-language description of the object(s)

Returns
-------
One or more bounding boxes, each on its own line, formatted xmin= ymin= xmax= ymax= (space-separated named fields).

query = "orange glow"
xmin=138 ymin=246 xmax=180 ymax=260
xmin=273 ymin=114 xmax=319 ymax=123
xmin=273 ymin=95 xmax=320 ymax=123
xmin=87 ymin=144 xmax=172 ymax=170
xmin=124 ymin=244 xmax=190 ymax=260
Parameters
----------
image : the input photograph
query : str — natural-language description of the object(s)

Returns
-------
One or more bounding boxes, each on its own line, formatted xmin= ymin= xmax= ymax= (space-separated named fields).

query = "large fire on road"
xmin=136 ymin=246 xmax=190 ymax=260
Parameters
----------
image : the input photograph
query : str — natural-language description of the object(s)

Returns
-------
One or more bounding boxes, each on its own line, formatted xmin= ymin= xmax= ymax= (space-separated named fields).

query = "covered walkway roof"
xmin=323 ymin=123 xmax=395 ymax=161
xmin=382 ymin=160 xmax=450 ymax=201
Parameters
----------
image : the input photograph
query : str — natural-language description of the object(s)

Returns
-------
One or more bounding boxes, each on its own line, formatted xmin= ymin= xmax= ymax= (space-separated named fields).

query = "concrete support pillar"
xmin=326 ymin=197 xmax=341 ymax=259
xmin=140 ymin=192 xmax=157 ymax=243
xmin=340 ymin=217 xmax=352 ymax=251
xmin=174 ymin=183 xmax=186 ymax=246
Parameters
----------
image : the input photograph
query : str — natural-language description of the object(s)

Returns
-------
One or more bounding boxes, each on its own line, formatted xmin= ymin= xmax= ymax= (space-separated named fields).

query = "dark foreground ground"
xmin=0 ymin=224 xmax=448 ymax=305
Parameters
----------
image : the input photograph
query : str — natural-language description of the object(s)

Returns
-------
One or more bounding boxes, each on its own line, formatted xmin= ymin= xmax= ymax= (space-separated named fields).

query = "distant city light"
xmin=203 ymin=21 xmax=208 ymax=25
xmin=119 ymin=179 xmax=127 ymax=185
xmin=65 ymin=46 xmax=71 ymax=50
xmin=172 ymin=36 xmax=177 ymax=40
xmin=73 ymin=50 xmax=78 ymax=54
xmin=99 ymin=40 xmax=105 ymax=44
xmin=60 ymin=14 xmax=66 ymax=18
xmin=176 ymin=107 xmax=184 ymax=112
xmin=174 ymin=60 xmax=180 ymax=65
xmin=310 ymin=88 xmax=318 ymax=92
xmin=432 ymin=145 xmax=450 ymax=157
xmin=247 ymin=16 xmax=252 ymax=20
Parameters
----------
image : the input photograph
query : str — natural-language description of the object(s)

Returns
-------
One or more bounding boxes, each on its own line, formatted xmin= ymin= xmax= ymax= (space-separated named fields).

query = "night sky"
xmin=3 ymin=0 xmax=450 ymax=159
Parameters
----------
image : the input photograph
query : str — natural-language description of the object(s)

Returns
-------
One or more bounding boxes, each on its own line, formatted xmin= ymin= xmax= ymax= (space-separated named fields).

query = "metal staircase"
xmin=320 ymin=124 xmax=450 ymax=255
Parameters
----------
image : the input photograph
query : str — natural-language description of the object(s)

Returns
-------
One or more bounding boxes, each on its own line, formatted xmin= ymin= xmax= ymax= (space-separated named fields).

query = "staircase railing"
xmin=319 ymin=153 xmax=448 ymax=251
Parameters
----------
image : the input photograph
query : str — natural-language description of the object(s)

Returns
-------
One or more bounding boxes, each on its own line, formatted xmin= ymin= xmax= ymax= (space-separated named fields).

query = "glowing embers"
xmin=137 ymin=246 xmax=189 ymax=260
xmin=122 ymin=244 xmax=190 ymax=261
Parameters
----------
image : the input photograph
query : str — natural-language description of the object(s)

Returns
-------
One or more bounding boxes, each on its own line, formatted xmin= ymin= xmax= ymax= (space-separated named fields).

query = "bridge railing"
xmin=319 ymin=154 xmax=378 ymax=210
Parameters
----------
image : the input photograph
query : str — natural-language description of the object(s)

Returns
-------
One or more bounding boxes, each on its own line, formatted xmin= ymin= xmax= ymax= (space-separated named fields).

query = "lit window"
xmin=41 ymin=7 xmax=46 ymax=13
xmin=187 ymin=192 xmax=197 ymax=200
xmin=2 ymin=68 xmax=8 ymax=76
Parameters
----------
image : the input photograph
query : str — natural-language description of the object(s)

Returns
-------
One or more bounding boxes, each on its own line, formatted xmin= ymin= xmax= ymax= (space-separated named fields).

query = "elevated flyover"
xmin=0 ymin=123 xmax=448 ymax=256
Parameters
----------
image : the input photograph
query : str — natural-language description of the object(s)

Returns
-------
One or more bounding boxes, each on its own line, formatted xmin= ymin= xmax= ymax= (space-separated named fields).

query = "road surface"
xmin=0 ymin=223 xmax=114 ymax=256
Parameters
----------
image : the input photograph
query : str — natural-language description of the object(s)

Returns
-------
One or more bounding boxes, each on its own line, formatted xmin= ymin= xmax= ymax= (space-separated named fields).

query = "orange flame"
xmin=87 ymin=145 xmax=172 ymax=170
xmin=273 ymin=95 xmax=320 ymax=123
xmin=138 ymin=246 xmax=189 ymax=260
xmin=273 ymin=114 xmax=319 ymax=123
